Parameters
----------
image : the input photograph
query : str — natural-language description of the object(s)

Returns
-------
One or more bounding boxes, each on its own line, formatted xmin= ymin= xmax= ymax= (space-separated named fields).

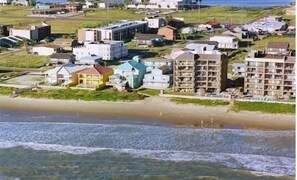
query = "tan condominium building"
xmin=173 ymin=51 xmax=228 ymax=93
xmin=244 ymin=50 xmax=295 ymax=98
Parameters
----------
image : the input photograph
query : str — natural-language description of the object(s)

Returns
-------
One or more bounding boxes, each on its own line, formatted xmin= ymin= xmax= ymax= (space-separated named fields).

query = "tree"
xmin=0 ymin=28 xmax=3 ymax=38
xmin=142 ymin=0 xmax=149 ymax=6
xmin=167 ymin=5 xmax=170 ymax=9
xmin=124 ymin=0 xmax=132 ymax=5
xmin=158 ymin=4 xmax=161 ymax=9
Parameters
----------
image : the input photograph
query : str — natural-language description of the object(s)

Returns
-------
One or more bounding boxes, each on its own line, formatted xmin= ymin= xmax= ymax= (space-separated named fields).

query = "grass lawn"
xmin=20 ymin=88 xmax=145 ymax=102
xmin=0 ymin=17 xmax=40 ymax=26
xmin=138 ymin=88 xmax=160 ymax=96
xmin=75 ymin=9 xmax=145 ymax=21
xmin=283 ymin=15 xmax=295 ymax=26
xmin=232 ymin=101 xmax=295 ymax=114
xmin=0 ymin=5 xmax=32 ymax=17
xmin=170 ymin=98 xmax=230 ymax=106
xmin=0 ymin=53 xmax=49 ymax=68
xmin=172 ymin=6 xmax=282 ymax=24
xmin=47 ymin=20 xmax=110 ymax=34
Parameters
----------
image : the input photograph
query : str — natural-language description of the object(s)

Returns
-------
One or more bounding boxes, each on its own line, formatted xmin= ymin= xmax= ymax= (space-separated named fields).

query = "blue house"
xmin=111 ymin=56 xmax=146 ymax=89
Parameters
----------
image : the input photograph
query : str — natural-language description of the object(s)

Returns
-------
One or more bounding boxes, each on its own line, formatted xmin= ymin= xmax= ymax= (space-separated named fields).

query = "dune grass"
xmin=138 ymin=89 xmax=160 ymax=96
xmin=0 ymin=87 xmax=14 ymax=96
xmin=0 ymin=54 xmax=49 ymax=68
xmin=20 ymin=88 xmax=146 ymax=102
xmin=232 ymin=101 xmax=295 ymax=114
xmin=171 ymin=98 xmax=230 ymax=107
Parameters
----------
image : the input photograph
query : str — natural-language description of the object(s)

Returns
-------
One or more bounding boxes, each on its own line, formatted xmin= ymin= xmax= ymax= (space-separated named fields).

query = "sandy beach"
xmin=0 ymin=96 xmax=295 ymax=131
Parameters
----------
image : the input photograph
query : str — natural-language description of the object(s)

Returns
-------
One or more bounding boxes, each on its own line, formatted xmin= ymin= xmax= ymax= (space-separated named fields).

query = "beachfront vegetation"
xmin=20 ymin=88 xmax=145 ymax=102
xmin=0 ymin=87 xmax=14 ymax=96
xmin=170 ymin=98 xmax=230 ymax=107
xmin=138 ymin=88 xmax=160 ymax=96
xmin=0 ymin=54 xmax=49 ymax=68
xmin=171 ymin=6 xmax=284 ymax=24
xmin=232 ymin=101 xmax=295 ymax=114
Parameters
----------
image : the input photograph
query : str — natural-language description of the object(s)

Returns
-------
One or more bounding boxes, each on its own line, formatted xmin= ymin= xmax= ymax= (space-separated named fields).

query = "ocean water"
xmin=0 ymin=110 xmax=295 ymax=179
xmin=37 ymin=0 xmax=293 ymax=7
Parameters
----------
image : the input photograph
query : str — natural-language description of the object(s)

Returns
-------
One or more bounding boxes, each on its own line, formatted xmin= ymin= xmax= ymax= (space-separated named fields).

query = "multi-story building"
xmin=143 ymin=65 xmax=172 ymax=89
xmin=9 ymin=21 xmax=51 ymax=40
xmin=77 ymin=21 xmax=148 ymax=43
xmin=244 ymin=50 xmax=295 ymax=98
xmin=73 ymin=40 xmax=128 ymax=61
xmin=173 ymin=51 xmax=228 ymax=93
xmin=77 ymin=28 xmax=100 ymax=43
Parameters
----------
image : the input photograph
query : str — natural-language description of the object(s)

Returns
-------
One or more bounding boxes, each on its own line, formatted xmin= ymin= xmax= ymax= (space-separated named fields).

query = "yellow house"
xmin=77 ymin=66 xmax=114 ymax=89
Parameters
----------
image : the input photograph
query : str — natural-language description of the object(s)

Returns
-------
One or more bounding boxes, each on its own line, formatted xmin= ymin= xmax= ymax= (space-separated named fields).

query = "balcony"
xmin=177 ymin=72 xmax=194 ymax=77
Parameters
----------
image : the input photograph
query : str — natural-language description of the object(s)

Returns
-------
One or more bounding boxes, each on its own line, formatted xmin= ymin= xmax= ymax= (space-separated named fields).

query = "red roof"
xmin=78 ymin=66 xmax=113 ymax=75
xmin=161 ymin=25 xmax=177 ymax=30
xmin=207 ymin=19 xmax=220 ymax=26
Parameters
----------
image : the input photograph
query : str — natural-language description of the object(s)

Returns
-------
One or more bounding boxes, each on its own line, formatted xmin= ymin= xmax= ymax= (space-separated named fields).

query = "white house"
xmin=143 ymin=65 xmax=172 ymax=89
xmin=209 ymin=35 xmax=239 ymax=50
xmin=145 ymin=16 xmax=167 ymax=29
xmin=83 ymin=0 xmax=95 ymax=8
xmin=0 ymin=0 xmax=12 ymax=5
xmin=45 ymin=63 xmax=86 ymax=86
xmin=243 ymin=16 xmax=287 ymax=34
xmin=98 ymin=0 xmax=123 ymax=8
xmin=129 ymin=0 xmax=197 ymax=9
xmin=32 ymin=45 xmax=61 ymax=56
xmin=11 ymin=0 xmax=30 ymax=6
xmin=141 ymin=57 xmax=173 ymax=72
xmin=73 ymin=41 xmax=128 ymax=61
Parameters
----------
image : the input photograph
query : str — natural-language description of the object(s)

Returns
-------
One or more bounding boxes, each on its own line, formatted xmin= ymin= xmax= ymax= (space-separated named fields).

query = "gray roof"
xmin=50 ymin=53 xmax=74 ymax=59
xmin=188 ymin=40 xmax=218 ymax=46
xmin=134 ymin=33 xmax=164 ymax=40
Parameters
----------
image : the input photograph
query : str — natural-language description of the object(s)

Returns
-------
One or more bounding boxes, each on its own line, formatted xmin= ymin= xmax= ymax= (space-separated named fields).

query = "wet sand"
xmin=0 ymin=96 xmax=295 ymax=131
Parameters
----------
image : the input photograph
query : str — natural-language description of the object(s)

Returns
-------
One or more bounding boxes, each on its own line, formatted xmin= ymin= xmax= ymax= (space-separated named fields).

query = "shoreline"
xmin=0 ymin=96 xmax=295 ymax=131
